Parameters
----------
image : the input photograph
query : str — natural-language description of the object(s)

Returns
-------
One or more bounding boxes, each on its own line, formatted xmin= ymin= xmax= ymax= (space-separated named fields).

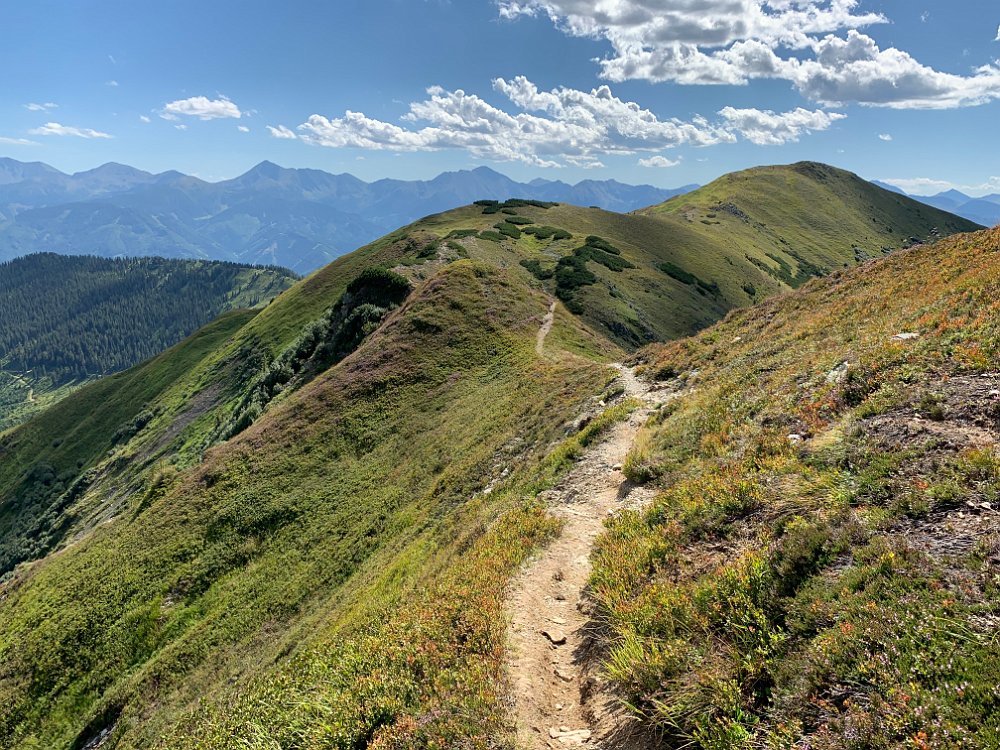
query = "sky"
xmin=1 ymin=0 xmax=999 ymax=195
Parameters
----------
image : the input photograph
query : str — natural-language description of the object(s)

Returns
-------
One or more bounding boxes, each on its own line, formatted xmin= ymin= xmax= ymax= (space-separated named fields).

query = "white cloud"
xmin=499 ymin=1 xmax=1000 ymax=109
xmin=719 ymin=106 xmax=844 ymax=144
xmin=28 ymin=122 xmax=112 ymax=139
xmin=162 ymin=95 xmax=242 ymax=120
xmin=174 ymin=124 xmax=188 ymax=131
xmin=639 ymin=155 xmax=681 ymax=168
xmin=24 ymin=102 xmax=58 ymax=111
xmin=0 ymin=136 xmax=38 ymax=146
xmin=139 ymin=115 xmax=151 ymax=123
xmin=878 ymin=132 xmax=893 ymax=141
xmin=237 ymin=125 xmax=250 ymax=133
xmin=289 ymin=77 xmax=838 ymax=167
xmin=267 ymin=124 xmax=298 ymax=139
xmin=995 ymin=25 xmax=1000 ymax=42
xmin=106 ymin=80 xmax=119 ymax=87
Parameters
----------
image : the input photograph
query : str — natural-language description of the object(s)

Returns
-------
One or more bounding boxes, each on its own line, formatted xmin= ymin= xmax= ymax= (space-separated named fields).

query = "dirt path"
xmin=507 ymin=363 xmax=673 ymax=748
xmin=536 ymin=301 xmax=556 ymax=356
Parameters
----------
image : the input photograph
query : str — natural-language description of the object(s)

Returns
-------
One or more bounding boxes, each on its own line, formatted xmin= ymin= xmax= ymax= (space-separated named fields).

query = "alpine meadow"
xmin=2 ymin=2 xmax=1000 ymax=750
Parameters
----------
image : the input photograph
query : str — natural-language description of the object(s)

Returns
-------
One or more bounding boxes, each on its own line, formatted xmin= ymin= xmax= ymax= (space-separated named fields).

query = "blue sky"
xmin=2 ymin=0 xmax=999 ymax=195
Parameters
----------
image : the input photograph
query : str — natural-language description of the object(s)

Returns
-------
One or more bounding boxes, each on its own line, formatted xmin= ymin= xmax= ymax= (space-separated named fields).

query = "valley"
xmin=0 ymin=254 xmax=296 ymax=430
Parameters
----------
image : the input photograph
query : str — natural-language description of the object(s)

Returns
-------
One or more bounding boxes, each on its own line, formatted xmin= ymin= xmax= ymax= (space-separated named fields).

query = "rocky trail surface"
xmin=507 ymin=361 xmax=674 ymax=748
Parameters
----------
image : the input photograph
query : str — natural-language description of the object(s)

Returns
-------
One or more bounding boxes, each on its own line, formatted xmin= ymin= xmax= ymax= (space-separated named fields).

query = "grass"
xmin=0 ymin=258 xmax=617 ymax=749
xmin=591 ymin=226 xmax=1000 ymax=748
xmin=0 ymin=162 xmax=989 ymax=749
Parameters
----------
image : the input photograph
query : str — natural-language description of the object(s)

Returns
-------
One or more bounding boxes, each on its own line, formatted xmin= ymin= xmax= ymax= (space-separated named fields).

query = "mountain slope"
xmin=0 ymin=246 xmax=616 ymax=750
xmin=0 ymin=162 xmax=984 ymax=749
xmin=640 ymin=161 xmax=979 ymax=271
xmin=0 ymin=254 xmax=296 ymax=430
xmin=591 ymin=226 xmax=1000 ymax=747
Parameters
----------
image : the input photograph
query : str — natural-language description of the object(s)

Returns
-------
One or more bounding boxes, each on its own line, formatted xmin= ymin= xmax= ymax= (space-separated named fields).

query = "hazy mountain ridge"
xmin=0 ymin=158 xmax=694 ymax=272
xmin=872 ymin=179 xmax=1000 ymax=226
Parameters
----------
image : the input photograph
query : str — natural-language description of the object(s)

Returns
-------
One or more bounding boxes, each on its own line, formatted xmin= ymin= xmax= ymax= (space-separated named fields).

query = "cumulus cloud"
xmin=106 ymin=80 xmax=119 ymax=87
xmin=28 ymin=122 xmax=112 ymax=139
xmin=498 ymin=1 xmax=1000 ymax=109
xmin=639 ymin=155 xmax=681 ymax=168
xmin=267 ymin=124 xmax=298 ymax=139
xmin=139 ymin=115 xmax=151 ymax=123
xmin=24 ymin=102 xmax=58 ymax=111
xmin=879 ymin=132 xmax=893 ymax=141
xmin=288 ymin=77 xmax=839 ymax=167
xmin=237 ymin=125 xmax=250 ymax=133
xmin=719 ymin=106 xmax=844 ymax=145
xmin=162 ymin=95 xmax=242 ymax=120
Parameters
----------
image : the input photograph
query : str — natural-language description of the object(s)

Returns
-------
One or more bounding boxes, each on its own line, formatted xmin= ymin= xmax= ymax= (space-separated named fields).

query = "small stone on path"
xmin=542 ymin=628 xmax=567 ymax=645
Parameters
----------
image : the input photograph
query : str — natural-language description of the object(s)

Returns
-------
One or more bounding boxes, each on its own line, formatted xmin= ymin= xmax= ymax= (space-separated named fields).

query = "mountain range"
xmin=0 ymin=157 xmax=694 ymax=273
xmin=872 ymin=180 xmax=1000 ymax=226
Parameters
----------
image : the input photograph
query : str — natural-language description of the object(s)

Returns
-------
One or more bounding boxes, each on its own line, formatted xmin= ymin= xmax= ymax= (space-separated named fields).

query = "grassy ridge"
xmin=402 ymin=164 xmax=978 ymax=349
xmin=0 ymin=260 xmax=615 ymax=748
xmin=592 ymin=227 xmax=1000 ymax=748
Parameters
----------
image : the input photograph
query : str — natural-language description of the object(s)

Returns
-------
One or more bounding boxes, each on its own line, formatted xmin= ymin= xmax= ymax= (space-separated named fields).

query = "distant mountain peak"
xmin=73 ymin=162 xmax=152 ymax=178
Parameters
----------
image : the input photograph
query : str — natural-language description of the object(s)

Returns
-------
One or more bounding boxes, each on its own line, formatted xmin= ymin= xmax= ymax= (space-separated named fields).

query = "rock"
xmin=787 ymin=433 xmax=804 ymax=443
xmin=548 ymin=727 xmax=593 ymax=745
xmin=826 ymin=361 xmax=850 ymax=384
xmin=548 ymin=616 xmax=567 ymax=625
xmin=989 ymin=390 xmax=1000 ymax=399
xmin=542 ymin=628 xmax=567 ymax=645
xmin=554 ymin=667 xmax=574 ymax=682
xmin=892 ymin=332 xmax=920 ymax=341
xmin=611 ymin=463 xmax=623 ymax=471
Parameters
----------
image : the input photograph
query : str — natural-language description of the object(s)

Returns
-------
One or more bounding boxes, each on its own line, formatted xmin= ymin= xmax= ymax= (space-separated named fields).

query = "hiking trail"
xmin=507 ymin=361 xmax=674 ymax=748
xmin=536 ymin=301 xmax=556 ymax=356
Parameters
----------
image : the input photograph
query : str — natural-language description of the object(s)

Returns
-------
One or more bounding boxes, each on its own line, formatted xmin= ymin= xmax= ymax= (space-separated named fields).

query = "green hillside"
xmin=0 ymin=163 xmax=988 ymax=749
xmin=351 ymin=164 xmax=976 ymax=351
xmin=0 ymin=254 xmax=297 ymax=430
xmin=595 ymin=226 xmax=1000 ymax=748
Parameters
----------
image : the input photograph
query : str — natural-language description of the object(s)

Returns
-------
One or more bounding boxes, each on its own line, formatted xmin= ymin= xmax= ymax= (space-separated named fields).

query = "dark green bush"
xmin=520 ymin=259 xmax=554 ymax=280
xmin=585 ymin=236 xmax=621 ymax=255
xmin=523 ymin=226 xmax=572 ymax=241
xmin=658 ymin=262 xmax=719 ymax=296
xmin=494 ymin=222 xmax=522 ymax=239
